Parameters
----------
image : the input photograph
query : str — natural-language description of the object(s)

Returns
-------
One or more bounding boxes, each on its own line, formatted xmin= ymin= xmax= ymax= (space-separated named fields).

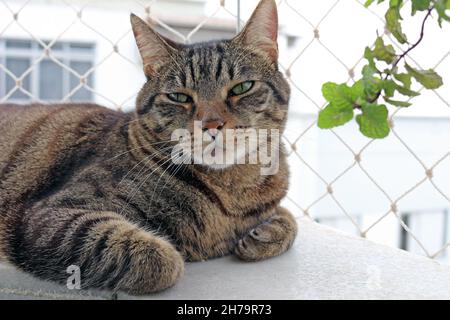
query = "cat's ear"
xmin=234 ymin=0 xmax=278 ymax=63
xmin=130 ymin=14 xmax=177 ymax=77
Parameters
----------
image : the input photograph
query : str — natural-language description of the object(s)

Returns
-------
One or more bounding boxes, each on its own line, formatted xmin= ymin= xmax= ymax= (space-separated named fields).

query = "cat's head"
xmin=130 ymin=0 xmax=290 ymax=169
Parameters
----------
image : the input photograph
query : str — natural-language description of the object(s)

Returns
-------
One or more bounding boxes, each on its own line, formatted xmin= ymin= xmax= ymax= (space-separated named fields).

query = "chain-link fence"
xmin=1 ymin=0 xmax=449 ymax=263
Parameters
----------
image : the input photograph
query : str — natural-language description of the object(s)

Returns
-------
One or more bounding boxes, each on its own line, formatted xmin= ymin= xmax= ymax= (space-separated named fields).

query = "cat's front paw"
xmin=234 ymin=207 xmax=297 ymax=261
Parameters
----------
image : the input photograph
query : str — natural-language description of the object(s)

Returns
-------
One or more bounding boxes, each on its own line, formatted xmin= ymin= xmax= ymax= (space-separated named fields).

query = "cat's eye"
xmin=230 ymin=81 xmax=254 ymax=96
xmin=167 ymin=92 xmax=192 ymax=103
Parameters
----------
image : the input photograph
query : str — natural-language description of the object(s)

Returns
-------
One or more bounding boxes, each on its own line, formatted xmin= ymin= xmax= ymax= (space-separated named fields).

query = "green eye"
xmin=230 ymin=81 xmax=254 ymax=96
xmin=167 ymin=92 xmax=192 ymax=103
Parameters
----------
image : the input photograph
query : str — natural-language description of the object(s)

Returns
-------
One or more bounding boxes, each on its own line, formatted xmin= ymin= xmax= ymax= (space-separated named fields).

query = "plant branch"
xmin=360 ymin=6 xmax=435 ymax=106
xmin=390 ymin=6 xmax=434 ymax=73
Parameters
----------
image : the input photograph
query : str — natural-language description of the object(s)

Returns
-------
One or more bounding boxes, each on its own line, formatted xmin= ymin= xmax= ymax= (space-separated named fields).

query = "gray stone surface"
xmin=0 ymin=263 xmax=111 ymax=299
xmin=1 ymin=217 xmax=450 ymax=299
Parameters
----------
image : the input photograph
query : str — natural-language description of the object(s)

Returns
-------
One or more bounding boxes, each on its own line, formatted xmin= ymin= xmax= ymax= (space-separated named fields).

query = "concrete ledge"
xmin=1 ymin=217 xmax=450 ymax=299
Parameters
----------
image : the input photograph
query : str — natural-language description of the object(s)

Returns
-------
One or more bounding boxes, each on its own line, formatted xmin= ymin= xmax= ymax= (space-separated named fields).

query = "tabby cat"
xmin=0 ymin=0 xmax=297 ymax=295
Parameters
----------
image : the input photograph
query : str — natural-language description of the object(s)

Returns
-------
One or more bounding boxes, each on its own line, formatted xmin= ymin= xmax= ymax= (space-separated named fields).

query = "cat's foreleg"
xmin=8 ymin=208 xmax=184 ymax=295
xmin=234 ymin=207 xmax=297 ymax=261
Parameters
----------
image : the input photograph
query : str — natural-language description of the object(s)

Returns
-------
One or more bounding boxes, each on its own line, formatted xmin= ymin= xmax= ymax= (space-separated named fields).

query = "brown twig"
xmin=356 ymin=6 xmax=435 ymax=107
xmin=390 ymin=6 xmax=434 ymax=72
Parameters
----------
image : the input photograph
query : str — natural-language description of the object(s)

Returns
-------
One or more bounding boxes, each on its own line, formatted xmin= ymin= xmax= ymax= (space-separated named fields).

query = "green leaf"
xmin=382 ymin=79 xmax=397 ymax=97
xmin=318 ymin=104 xmax=354 ymax=129
xmin=364 ymin=47 xmax=377 ymax=69
xmin=386 ymin=73 xmax=419 ymax=97
xmin=320 ymin=82 xmax=358 ymax=128
xmin=411 ymin=0 xmax=431 ymax=15
xmin=395 ymin=84 xmax=420 ymax=96
xmin=435 ymin=0 xmax=450 ymax=26
xmin=384 ymin=98 xmax=412 ymax=107
xmin=373 ymin=37 xmax=396 ymax=63
xmin=322 ymin=82 xmax=338 ymax=102
xmin=385 ymin=7 xmax=408 ymax=44
xmin=393 ymin=72 xmax=412 ymax=88
xmin=365 ymin=0 xmax=386 ymax=7
xmin=356 ymin=102 xmax=390 ymax=138
xmin=405 ymin=63 xmax=443 ymax=89
xmin=321 ymin=82 xmax=354 ymax=110
xmin=350 ymin=80 xmax=365 ymax=101
xmin=362 ymin=65 xmax=382 ymax=100
xmin=389 ymin=0 xmax=402 ymax=8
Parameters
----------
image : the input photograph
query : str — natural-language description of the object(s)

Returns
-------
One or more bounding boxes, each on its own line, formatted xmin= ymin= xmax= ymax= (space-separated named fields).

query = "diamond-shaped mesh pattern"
xmin=0 ymin=0 xmax=449 ymax=262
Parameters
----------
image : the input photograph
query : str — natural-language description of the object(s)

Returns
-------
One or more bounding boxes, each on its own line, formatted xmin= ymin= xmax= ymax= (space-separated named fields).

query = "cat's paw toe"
xmin=235 ymin=233 xmax=269 ymax=261
xmin=248 ymin=225 xmax=276 ymax=243
xmin=234 ymin=222 xmax=292 ymax=261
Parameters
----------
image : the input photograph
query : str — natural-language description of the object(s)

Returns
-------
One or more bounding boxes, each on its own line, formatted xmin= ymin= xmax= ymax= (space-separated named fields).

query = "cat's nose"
xmin=202 ymin=120 xmax=225 ymax=132
xmin=202 ymin=120 xmax=225 ymax=140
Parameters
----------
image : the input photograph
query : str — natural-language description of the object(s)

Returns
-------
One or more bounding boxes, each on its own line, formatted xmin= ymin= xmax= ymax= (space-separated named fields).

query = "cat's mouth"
xmin=172 ymin=140 xmax=267 ymax=169
xmin=169 ymin=126 xmax=280 ymax=174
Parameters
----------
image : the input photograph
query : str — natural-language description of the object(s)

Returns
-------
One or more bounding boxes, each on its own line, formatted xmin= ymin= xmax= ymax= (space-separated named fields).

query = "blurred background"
xmin=0 ymin=0 xmax=449 ymax=263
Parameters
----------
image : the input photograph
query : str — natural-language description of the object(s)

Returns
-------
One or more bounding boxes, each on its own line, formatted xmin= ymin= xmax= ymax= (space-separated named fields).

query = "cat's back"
xmin=0 ymin=103 xmax=112 ymax=172
xmin=0 ymin=104 xmax=74 ymax=170
xmin=0 ymin=103 xmax=125 ymax=208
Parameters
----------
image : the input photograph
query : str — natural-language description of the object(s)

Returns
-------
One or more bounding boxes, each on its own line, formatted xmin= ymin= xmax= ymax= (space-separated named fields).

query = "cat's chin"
xmin=200 ymin=163 xmax=235 ymax=170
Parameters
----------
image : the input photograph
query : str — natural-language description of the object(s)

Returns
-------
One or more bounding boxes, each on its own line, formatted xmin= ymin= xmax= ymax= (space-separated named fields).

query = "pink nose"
xmin=202 ymin=120 xmax=225 ymax=132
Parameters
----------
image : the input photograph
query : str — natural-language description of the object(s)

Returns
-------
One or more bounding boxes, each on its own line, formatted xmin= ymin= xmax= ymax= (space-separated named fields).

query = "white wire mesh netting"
xmin=0 ymin=0 xmax=449 ymax=262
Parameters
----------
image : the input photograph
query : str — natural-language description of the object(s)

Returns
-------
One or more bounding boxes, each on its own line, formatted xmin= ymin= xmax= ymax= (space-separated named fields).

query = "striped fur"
xmin=0 ymin=0 xmax=297 ymax=295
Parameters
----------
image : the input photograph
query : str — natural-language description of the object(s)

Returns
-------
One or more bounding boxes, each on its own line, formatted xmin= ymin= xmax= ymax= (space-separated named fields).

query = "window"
xmin=399 ymin=209 xmax=449 ymax=260
xmin=0 ymin=39 xmax=95 ymax=102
